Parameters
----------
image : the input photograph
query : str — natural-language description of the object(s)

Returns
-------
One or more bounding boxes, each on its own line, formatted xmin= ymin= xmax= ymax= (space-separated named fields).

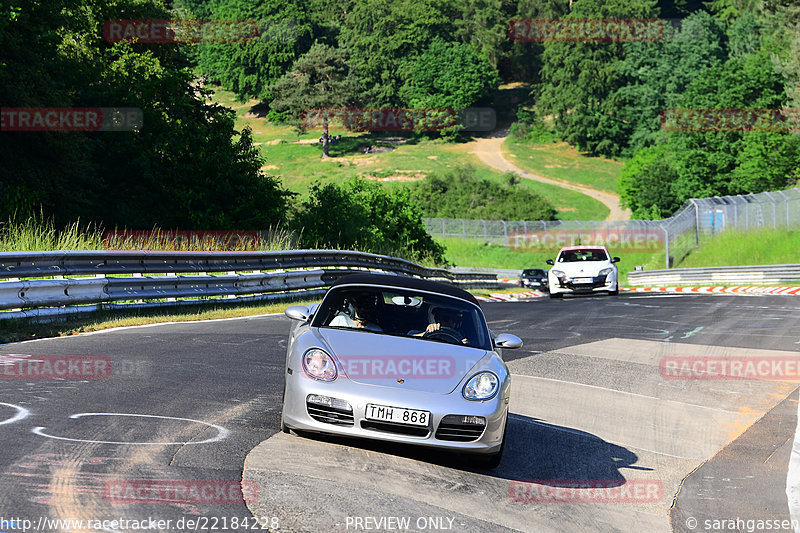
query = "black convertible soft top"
xmin=330 ymin=273 xmax=480 ymax=306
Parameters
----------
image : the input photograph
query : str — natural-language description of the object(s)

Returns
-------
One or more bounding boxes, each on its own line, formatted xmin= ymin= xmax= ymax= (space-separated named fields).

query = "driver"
xmin=411 ymin=307 xmax=467 ymax=344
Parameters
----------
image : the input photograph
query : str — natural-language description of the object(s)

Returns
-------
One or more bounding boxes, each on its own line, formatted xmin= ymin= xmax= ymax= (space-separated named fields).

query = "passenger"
xmin=330 ymin=291 xmax=383 ymax=332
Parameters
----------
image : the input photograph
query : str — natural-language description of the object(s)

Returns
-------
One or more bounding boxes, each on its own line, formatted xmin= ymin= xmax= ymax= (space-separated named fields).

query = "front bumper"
xmin=282 ymin=374 xmax=509 ymax=454
xmin=549 ymin=274 xmax=616 ymax=294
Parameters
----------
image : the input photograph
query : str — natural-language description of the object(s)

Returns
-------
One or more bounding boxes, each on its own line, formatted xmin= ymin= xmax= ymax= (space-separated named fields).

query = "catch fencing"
xmin=423 ymin=187 xmax=800 ymax=268
xmin=0 ymin=250 xmax=497 ymax=321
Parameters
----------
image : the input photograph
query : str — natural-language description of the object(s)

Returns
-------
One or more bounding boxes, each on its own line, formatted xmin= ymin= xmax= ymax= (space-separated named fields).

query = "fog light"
xmin=307 ymin=394 xmax=351 ymax=411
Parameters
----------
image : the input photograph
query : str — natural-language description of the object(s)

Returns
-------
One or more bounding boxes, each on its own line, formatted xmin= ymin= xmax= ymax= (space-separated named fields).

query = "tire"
xmin=608 ymin=289 xmax=619 ymax=296
xmin=549 ymin=292 xmax=563 ymax=299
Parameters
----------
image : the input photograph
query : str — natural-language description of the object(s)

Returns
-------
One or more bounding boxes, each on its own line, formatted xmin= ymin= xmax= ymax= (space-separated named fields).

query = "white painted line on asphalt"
xmin=512 ymin=374 xmax=740 ymax=415
xmin=32 ymin=412 xmax=230 ymax=445
xmin=0 ymin=402 xmax=30 ymax=426
xmin=787 ymin=399 xmax=800 ymax=532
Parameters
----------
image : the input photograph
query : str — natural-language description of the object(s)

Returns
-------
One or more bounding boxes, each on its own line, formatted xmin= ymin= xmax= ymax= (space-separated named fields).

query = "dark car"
xmin=519 ymin=269 xmax=548 ymax=291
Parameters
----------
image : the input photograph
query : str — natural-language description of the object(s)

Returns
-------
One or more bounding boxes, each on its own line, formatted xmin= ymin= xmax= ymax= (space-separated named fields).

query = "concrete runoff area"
xmin=245 ymin=338 xmax=799 ymax=532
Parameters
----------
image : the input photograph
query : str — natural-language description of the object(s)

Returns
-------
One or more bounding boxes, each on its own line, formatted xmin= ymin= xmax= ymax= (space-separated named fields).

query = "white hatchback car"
xmin=546 ymin=246 xmax=620 ymax=298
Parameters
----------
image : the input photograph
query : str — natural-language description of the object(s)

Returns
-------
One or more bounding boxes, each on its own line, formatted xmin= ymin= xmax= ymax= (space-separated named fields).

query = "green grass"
xmin=205 ymin=84 xmax=610 ymax=220
xmin=676 ymin=229 xmax=800 ymax=268
xmin=503 ymin=138 xmax=624 ymax=194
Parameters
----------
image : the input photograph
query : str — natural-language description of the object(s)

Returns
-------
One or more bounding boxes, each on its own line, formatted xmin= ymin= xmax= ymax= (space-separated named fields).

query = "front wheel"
xmin=549 ymin=292 xmax=563 ymax=299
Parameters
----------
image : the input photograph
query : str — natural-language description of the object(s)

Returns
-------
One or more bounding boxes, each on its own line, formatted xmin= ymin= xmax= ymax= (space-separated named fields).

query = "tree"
xmin=408 ymin=166 xmax=558 ymax=221
xmin=269 ymin=43 xmax=361 ymax=156
xmin=0 ymin=0 xmax=292 ymax=229
xmin=618 ymin=145 xmax=680 ymax=219
xmin=537 ymin=0 xmax=660 ymax=156
xmin=194 ymin=0 xmax=314 ymax=101
xmin=339 ymin=0 xmax=460 ymax=106
xmin=615 ymin=11 xmax=727 ymax=154
xmin=401 ymin=39 xmax=499 ymax=110
xmin=292 ymin=178 xmax=446 ymax=264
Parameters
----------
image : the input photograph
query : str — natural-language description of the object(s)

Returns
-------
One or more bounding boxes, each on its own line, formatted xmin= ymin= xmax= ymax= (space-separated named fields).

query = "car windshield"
xmin=522 ymin=269 xmax=545 ymax=276
xmin=312 ymin=286 xmax=491 ymax=350
xmin=558 ymin=249 xmax=608 ymax=263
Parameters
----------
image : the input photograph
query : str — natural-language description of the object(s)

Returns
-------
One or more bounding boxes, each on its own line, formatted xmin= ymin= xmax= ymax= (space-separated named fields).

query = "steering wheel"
xmin=423 ymin=327 xmax=464 ymax=345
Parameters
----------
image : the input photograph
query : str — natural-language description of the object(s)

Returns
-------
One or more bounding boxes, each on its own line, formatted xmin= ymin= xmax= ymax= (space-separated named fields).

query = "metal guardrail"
xmin=0 ymin=250 xmax=498 ymax=321
xmin=627 ymin=264 xmax=800 ymax=286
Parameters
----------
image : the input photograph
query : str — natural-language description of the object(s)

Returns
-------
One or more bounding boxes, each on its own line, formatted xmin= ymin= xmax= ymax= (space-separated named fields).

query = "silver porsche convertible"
xmin=281 ymin=273 xmax=522 ymax=468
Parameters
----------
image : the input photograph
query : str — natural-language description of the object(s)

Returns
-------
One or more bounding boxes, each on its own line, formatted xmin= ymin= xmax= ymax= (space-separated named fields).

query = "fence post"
xmin=663 ymin=225 xmax=670 ymax=269
xmin=764 ymin=191 xmax=777 ymax=228
xmin=482 ymin=220 xmax=487 ymax=242
xmin=462 ymin=219 xmax=466 ymax=239
xmin=690 ymin=199 xmax=700 ymax=245
xmin=777 ymin=190 xmax=789 ymax=227
xmin=441 ymin=219 xmax=446 ymax=239
xmin=502 ymin=220 xmax=508 ymax=246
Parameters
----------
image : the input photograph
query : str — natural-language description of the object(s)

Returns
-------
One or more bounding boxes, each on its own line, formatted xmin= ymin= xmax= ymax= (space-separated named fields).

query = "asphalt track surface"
xmin=1 ymin=293 xmax=799 ymax=532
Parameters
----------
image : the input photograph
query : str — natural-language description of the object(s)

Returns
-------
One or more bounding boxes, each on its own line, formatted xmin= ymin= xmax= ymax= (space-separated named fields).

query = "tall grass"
xmin=0 ymin=215 xmax=302 ymax=252
xmin=0 ymin=215 xmax=103 ymax=251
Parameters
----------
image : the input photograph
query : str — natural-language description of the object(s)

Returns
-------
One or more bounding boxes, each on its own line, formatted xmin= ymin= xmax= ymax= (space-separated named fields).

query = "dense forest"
xmin=1 ymin=0 xmax=798 ymax=259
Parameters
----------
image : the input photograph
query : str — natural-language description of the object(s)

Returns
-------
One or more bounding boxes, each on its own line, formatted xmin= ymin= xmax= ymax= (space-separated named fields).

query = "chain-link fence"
xmin=424 ymin=187 xmax=800 ymax=268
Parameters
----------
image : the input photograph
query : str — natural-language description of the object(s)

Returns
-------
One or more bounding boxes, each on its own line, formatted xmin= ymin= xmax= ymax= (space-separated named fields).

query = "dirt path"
xmin=467 ymin=134 xmax=631 ymax=221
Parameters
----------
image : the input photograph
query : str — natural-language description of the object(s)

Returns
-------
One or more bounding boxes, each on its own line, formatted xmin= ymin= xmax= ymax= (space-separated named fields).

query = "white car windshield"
xmin=558 ymin=249 xmax=609 ymax=262
xmin=313 ymin=286 xmax=491 ymax=350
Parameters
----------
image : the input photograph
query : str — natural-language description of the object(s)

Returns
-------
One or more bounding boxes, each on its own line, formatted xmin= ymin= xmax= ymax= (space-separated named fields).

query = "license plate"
xmin=573 ymin=277 xmax=593 ymax=283
xmin=365 ymin=404 xmax=429 ymax=426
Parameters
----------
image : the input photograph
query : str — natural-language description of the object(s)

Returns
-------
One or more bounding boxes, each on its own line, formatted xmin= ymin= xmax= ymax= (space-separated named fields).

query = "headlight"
xmin=599 ymin=268 xmax=614 ymax=277
xmin=463 ymin=372 xmax=499 ymax=401
xmin=551 ymin=270 xmax=565 ymax=278
xmin=302 ymin=348 xmax=337 ymax=381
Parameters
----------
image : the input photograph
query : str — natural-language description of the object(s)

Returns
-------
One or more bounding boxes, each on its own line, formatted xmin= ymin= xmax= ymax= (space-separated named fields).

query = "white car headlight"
xmin=551 ymin=270 xmax=565 ymax=278
xmin=463 ymin=372 xmax=499 ymax=401
xmin=599 ymin=268 xmax=614 ymax=277
xmin=302 ymin=348 xmax=337 ymax=381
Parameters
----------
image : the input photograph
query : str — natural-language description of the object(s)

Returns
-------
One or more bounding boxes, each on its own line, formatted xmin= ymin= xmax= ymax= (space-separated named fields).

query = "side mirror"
xmin=611 ymin=257 xmax=620 ymax=263
xmin=285 ymin=305 xmax=310 ymax=322
xmin=495 ymin=333 xmax=523 ymax=349
xmin=546 ymin=259 xmax=554 ymax=265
